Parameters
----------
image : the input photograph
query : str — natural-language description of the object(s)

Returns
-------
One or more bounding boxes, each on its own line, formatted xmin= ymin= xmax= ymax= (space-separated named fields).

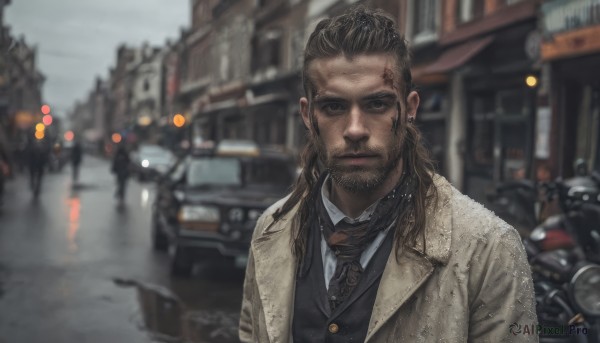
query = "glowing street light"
xmin=64 ymin=130 xmax=75 ymax=141
xmin=525 ymin=75 xmax=538 ymax=88
xmin=112 ymin=133 xmax=122 ymax=144
xmin=173 ymin=114 xmax=185 ymax=128
xmin=35 ymin=130 xmax=45 ymax=140
xmin=35 ymin=123 xmax=46 ymax=132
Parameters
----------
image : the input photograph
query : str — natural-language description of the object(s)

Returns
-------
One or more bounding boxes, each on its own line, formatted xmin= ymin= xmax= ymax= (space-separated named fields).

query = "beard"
xmin=314 ymin=135 xmax=403 ymax=194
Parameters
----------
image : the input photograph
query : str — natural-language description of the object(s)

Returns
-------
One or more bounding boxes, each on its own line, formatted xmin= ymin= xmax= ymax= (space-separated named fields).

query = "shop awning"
xmin=423 ymin=36 xmax=494 ymax=74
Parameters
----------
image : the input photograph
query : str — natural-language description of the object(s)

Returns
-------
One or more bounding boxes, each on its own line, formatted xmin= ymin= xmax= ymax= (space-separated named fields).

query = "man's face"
xmin=300 ymin=54 xmax=420 ymax=193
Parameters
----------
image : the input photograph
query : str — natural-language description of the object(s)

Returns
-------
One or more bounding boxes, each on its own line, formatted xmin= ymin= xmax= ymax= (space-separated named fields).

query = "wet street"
xmin=0 ymin=156 xmax=244 ymax=343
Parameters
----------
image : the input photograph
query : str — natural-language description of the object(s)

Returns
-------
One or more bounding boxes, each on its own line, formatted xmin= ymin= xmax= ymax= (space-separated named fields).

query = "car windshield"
xmin=146 ymin=153 xmax=172 ymax=164
xmin=187 ymin=157 xmax=241 ymax=187
xmin=138 ymin=145 xmax=172 ymax=163
xmin=244 ymin=158 xmax=294 ymax=189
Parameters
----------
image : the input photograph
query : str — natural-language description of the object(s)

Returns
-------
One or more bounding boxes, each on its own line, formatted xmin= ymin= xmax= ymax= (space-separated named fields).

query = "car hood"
xmin=182 ymin=187 xmax=286 ymax=208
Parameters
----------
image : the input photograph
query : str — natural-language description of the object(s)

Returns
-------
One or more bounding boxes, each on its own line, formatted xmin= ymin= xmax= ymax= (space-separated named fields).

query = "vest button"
xmin=328 ymin=323 xmax=339 ymax=334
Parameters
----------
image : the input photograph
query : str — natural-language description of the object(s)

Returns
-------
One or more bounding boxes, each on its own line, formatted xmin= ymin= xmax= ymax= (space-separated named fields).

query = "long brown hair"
xmin=273 ymin=6 xmax=438 ymax=261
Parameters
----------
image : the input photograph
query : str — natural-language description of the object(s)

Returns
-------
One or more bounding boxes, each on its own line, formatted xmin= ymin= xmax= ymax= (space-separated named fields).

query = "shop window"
xmin=468 ymin=94 xmax=495 ymax=167
xmin=412 ymin=0 xmax=439 ymax=45
xmin=497 ymin=90 xmax=526 ymax=116
xmin=417 ymin=90 xmax=447 ymax=175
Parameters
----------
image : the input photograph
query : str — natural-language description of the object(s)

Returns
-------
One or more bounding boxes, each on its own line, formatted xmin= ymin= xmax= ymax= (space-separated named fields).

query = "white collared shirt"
xmin=320 ymin=175 xmax=393 ymax=290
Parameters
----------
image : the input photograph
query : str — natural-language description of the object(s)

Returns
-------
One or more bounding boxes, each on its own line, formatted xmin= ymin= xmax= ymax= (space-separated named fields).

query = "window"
xmin=457 ymin=0 xmax=485 ymax=23
xmin=412 ymin=0 xmax=438 ymax=44
xmin=251 ymin=30 xmax=282 ymax=72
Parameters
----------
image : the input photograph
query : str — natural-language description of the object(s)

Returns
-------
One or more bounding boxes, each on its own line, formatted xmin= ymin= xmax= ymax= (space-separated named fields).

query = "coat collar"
xmin=252 ymin=175 xmax=454 ymax=343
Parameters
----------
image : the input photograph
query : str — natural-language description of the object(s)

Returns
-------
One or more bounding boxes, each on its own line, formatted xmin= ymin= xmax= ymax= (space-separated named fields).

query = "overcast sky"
xmin=5 ymin=0 xmax=189 ymax=118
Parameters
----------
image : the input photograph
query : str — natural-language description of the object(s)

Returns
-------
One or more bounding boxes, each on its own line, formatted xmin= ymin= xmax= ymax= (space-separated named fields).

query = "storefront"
xmin=540 ymin=0 xmax=600 ymax=176
xmin=460 ymin=23 xmax=538 ymax=203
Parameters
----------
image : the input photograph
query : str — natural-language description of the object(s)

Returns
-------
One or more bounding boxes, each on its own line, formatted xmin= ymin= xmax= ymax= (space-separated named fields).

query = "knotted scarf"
xmin=313 ymin=171 xmax=415 ymax=311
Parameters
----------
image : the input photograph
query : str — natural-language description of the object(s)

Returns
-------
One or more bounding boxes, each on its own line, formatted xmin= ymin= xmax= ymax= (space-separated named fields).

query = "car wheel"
xmin=151 ymin=214 xmax=168 ymax=252
xmin=170 ymin=246 xmax=194 ymax=277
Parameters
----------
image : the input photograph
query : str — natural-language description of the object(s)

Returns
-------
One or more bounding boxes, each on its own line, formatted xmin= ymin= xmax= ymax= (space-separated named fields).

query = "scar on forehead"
xmin=382 ymin=67 xmax=399 ymax=92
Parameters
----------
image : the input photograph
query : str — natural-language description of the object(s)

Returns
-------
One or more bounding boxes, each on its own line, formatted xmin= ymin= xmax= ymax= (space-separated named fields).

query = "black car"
xmin=151 ymin=144 xmax=296 ymax=276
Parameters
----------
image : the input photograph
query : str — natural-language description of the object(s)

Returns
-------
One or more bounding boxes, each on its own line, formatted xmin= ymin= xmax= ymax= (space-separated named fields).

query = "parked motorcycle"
xmin=489 ymin=165 xmax=600 ymax=341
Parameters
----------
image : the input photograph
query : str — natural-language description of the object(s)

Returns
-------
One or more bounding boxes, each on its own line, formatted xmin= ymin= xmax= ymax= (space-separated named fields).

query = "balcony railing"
xmin=542 ymin=0 xmax=600 ymax=36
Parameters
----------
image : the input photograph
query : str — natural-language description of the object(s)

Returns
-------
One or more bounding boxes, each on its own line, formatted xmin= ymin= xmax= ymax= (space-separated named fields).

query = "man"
xmin=111 ymin=144 xmax=130 ymax=203
xmin=27 ymin=134 xmax=51 ymax=197
xmin=239 ymin=7 xmax=537 ymax=343
xmin=71 ymin=140 xmax=83 ymax=183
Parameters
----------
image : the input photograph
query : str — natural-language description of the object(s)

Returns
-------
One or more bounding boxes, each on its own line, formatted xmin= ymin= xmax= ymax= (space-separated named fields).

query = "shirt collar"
xmin=320 ymin=174 xmax=381 ymax=225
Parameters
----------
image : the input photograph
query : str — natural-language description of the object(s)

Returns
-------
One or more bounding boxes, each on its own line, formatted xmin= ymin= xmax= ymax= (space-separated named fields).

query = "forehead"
xmin=307 ymin=54 xmax=400 ymax=96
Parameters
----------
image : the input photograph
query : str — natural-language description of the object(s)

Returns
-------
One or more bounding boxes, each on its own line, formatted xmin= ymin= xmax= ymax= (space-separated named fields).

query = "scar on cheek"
xmin=382 ymin=68 xmax=399 ymax=92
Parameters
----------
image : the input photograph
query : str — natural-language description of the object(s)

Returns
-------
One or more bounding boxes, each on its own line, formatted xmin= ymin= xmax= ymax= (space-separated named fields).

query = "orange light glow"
xmin=41 ymin=104 xmax=51 ymax=115
xmin=173 ymin=114 xmax=185 ymax=128
xmin=35 ymin=123 xmax=45 ymax=132
xmin=64 ymin=130 xmax=74 ymax=141
xmin=67 ymin=197 xmax=81 ymax=253
xmin=35 ymin=130 xmax=45 ymax=140
xmin=42 ymin=114 xmax=53 ymax=126
xmin=112 ymin=133 xmax=122 ymax=144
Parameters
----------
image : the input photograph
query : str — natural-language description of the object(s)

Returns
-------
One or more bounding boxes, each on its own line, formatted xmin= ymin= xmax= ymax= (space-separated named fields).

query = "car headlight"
xmin=141 ymin=159 xmax=150 ymax=168
xmin=570 ymin=264 xmax=600 ymax=316
xmin=178 ymin=205 xmax=220 ymax=223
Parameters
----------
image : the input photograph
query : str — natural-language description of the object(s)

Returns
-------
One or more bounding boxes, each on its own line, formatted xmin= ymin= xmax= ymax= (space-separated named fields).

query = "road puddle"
xmin=113 ymin=278 xmax=240 ymax=343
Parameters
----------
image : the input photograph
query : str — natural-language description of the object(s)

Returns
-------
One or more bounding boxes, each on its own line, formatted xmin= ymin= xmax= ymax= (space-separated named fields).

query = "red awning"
xmin=423 ymin=35 xmax=494 ymax=74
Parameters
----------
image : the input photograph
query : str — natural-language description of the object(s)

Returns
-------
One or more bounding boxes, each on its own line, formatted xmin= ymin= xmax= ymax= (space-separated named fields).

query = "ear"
xmin=406 ymin=91 xmax=420 ymax=119
xmin=300 ymin=97 xmax=311 ymax=130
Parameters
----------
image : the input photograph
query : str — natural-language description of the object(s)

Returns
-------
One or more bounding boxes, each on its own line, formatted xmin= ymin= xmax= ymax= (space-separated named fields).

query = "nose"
xmin=343 ymin=106 xmax=369 ymax=143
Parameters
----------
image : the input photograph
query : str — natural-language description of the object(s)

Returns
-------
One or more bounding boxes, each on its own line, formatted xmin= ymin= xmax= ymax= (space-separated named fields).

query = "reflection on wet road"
xmin=0 ymin=156 xmax=244 ymax=342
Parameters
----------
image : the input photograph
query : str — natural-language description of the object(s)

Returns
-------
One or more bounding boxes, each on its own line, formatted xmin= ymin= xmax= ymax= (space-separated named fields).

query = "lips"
xmin=338 ymin=153 xmax=377 ymax=159
xmin=336 ymin=153 xmax=378 ymax=166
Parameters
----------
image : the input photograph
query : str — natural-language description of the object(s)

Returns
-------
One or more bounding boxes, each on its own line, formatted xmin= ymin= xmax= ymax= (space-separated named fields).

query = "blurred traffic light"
xmin=35 ymin=123 xmax=45 ymax=132
xmin=42 ymin=114 xmax=53 ymax=126
xmin=64 ymin=130 xmax=74 ymax=141
xmin=41 ymin=104 xmax=51 ymax=115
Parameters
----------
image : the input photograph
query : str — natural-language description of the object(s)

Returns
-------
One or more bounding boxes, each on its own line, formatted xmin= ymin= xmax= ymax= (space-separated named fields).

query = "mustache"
xmin=328 ymin=145 xmax=383 ymax=158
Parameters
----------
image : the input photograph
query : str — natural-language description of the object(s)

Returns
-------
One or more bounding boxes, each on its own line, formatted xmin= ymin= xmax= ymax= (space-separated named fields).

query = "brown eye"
xmin=322 ymin=103 xmax=346 ymax=114
xmin=366 ymin=100 xmax=390 ymax=113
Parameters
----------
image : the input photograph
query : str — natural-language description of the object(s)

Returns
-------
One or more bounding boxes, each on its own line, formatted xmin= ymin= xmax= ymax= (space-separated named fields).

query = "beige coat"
xmin=239 ymin=175 xmax=538 ymax=342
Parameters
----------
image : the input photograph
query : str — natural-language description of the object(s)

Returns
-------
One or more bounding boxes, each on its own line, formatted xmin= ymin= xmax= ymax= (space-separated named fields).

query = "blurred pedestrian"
xmin=27 ymin=134 xmax=51 ymax=197
xmin=111 ymin=145 xmax=131 ymax=203
xmin=71 ymin=140 xmax=83 ymax=183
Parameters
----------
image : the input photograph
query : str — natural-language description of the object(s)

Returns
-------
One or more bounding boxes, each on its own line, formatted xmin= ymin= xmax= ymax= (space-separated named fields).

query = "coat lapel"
xmin=365 ymin=247 xmax=435 ymax=342
xmin=365 ymin=175 xmax=454 ymax=342
xmin=252 ymin=213 xmax=298 ymax=343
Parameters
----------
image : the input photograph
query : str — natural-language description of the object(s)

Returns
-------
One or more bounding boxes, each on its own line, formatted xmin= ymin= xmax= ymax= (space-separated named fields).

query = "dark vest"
xmin=292 ymin=223 xmax=394 ymax=343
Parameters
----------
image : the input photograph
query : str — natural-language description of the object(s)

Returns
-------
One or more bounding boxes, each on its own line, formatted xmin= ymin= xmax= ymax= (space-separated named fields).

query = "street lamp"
xmin=173 ymin=114 xmax=185 ymax=128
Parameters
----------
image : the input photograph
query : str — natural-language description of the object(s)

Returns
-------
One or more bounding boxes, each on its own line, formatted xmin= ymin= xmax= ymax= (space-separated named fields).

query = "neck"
xmin=329 ymin=161 xmax=404 ymax=218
